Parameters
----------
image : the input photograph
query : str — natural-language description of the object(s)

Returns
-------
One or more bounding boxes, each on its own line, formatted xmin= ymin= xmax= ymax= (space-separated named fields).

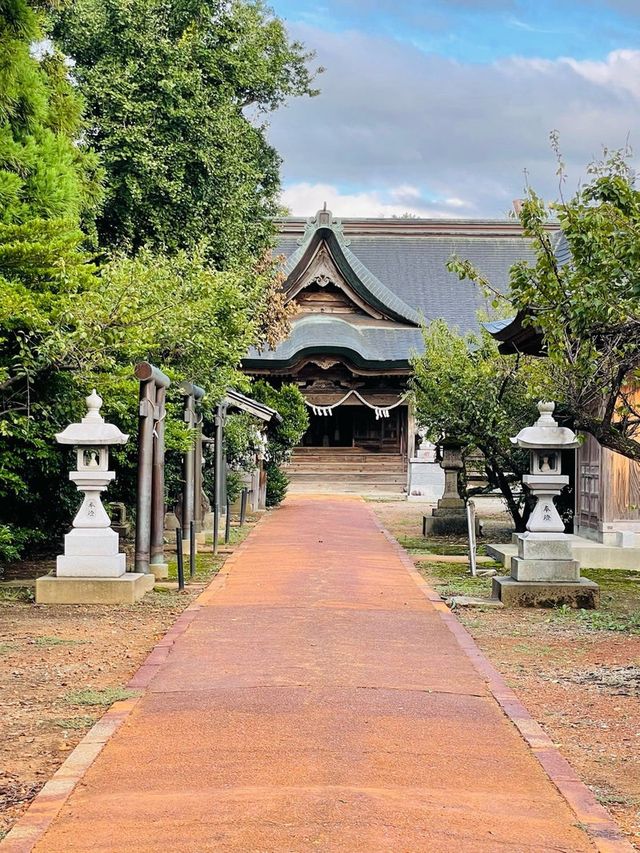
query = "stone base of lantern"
xmin=492 ymin=532 xmax=599 ymax=607
xmin=150 ymin=562 xmax=169 ymax=580
xmin=492 ymin=576 xmax=599 ymax=609
xmin=35 ymin=572 xmax=155 ymax=605
xmin=511 ymin=532 xmax=580 ymax=582
xmin=423 ymin=506 xmax=479 ymax=537
xmin=57 ymin=528 xmax=125 ymax=578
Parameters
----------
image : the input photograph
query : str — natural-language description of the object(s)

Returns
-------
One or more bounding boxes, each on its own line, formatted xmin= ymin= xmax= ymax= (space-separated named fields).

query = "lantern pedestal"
xmin=492 ymin=575 xmax=600 ymax=608
xmin=423 ymin=441 xmax=478 ymax=536
xmin=36 ymin=573 xmax=155 ymax=605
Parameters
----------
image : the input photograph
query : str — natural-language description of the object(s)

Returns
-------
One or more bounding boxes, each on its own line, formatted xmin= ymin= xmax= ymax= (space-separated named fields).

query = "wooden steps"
xmin=285 ymin=447 xmax=407 ymax=495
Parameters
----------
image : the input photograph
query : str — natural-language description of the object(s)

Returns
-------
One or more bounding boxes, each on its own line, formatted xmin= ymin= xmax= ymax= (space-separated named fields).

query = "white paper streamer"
xmin=305 ymin=390 xmax=406 ymax=419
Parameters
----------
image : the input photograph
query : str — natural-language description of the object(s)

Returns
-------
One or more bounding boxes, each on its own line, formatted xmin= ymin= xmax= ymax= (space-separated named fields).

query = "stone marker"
xmin=493 ymin=402 xmax=599 ymax=608
xmin=36 ymin=390 xmax=154 ymax=604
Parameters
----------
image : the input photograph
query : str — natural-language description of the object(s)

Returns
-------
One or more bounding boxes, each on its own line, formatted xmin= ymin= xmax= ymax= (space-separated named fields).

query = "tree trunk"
xmin=573 ymin=414 xmax=640 ymax=461
xmin=487 ymin=460 xmax=527 ymax=531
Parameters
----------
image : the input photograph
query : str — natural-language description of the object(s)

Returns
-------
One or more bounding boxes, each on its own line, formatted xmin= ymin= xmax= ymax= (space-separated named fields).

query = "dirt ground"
xmin=373 ymin=499 xmax=640 ymax=848
xmin=0 ymin=523 xmax=254 ymax=841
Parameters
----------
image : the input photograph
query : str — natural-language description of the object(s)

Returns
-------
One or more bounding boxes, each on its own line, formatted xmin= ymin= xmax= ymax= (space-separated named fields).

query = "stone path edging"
xmin=373 ymin=514 xmax=634 ymax=853
xmin=0 ymin=519 xmax=266 ymax=853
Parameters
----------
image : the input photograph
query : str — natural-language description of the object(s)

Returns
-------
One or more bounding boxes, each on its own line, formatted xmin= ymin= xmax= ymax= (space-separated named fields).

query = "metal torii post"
xmin=134 ymin=362 xmax=171 ymax=575
xmin=178 ymin=382 xmax=205 ymax=547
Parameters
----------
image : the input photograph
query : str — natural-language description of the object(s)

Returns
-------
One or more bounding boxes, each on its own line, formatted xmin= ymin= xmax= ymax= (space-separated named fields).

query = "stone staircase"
xmin=285 ymin=447 xmax=407 ymax=495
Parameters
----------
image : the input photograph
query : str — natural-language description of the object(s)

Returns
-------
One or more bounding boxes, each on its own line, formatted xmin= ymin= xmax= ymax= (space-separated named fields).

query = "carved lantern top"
xmin=510 ymin=402 xmax=580 ymax=450
xmin=55 ymin=390 xmax=129 ymax=447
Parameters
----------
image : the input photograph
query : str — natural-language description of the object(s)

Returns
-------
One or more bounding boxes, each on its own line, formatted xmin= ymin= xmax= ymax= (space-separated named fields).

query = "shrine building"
xmin=243 ymin=208 xmax=535 ymax=494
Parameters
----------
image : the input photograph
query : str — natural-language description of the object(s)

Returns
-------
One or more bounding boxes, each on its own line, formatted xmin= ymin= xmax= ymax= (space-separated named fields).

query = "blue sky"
xmin=265 ymin=1 xmax=640 ymax=217
xmin=272 ymin=0 xmax=640 ymax=62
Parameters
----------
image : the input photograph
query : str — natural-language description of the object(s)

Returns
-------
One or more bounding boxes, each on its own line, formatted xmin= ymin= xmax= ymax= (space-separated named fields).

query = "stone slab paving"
xmin=4 ymin=496 xmax=632 ymax=852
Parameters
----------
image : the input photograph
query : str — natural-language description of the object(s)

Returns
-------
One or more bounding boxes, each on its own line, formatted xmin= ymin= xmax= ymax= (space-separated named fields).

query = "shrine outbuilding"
xmin=243 ymin=208 xmax=535 ymax=494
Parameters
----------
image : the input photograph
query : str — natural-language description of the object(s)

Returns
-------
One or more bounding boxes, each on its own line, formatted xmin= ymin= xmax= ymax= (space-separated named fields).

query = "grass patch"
xmin=552 ymin=605 xmax=640 ymax=633
xmin=54 ymin=715 xmax=96 ymax=730
xmin=0 ymin=586 xmax=33 ymax=603
xmin=0 ymin=642 xmax=16 ymax=654
xmin=64 ymin=687 xmax=138 ymax=706
xmin=546 ymin=568 xmax=640 ymax=633
xmin=33 ymin=636 xmax=83 ymax=647
xmin=590 ymin=785 xmax=639 ymax=808
xmin=417 ymin=560 xmax=498 ymax=598
xmin=397 ymin=535 xmax=488 ymax=557
xmin=166 ymin=551 xmax=224 ymax=583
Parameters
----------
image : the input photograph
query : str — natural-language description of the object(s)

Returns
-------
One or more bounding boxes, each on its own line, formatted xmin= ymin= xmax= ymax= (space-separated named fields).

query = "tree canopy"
xmin=251 ymin=380 xmax=308 ymax=506
xmin=449 ymin=144 xmax=640 ymax=462
xmin=0 ymin=0 xmax=316 ymax=561
xmin=411 ymin=320 xmax=542 ymax=530
xmin=53 ymin=0 xmax=320 ymax=264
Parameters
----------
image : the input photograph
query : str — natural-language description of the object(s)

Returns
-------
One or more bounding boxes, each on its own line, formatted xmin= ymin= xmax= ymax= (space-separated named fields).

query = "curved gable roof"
xmin=244 ymin=315 xmax=424 ymax=371
xmin=282 ymin=213 xmax=421 ymax=326
xmin=275 ymin=215 xmax=540 ymax=336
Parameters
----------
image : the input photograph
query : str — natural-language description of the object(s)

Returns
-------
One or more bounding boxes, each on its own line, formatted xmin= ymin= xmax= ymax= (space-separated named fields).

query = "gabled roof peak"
xmin=282 ymin=214 xmax=420 ymax=326
xmin=299 ymin=207 xmax=350 ymax=247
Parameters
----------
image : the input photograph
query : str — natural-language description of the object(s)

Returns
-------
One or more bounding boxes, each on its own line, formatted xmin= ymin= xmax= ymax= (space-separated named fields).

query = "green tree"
xmin=411 ymin=320 xmax=543 ymax=531
xmin=53 ymin=0 xmax=319 ymax=264
xmin=0 ymin=0 xmax=103 ymax=558
xmin=0 ymin=0 xmax=314 ymax=562
xmin=251 ymin=380 xmax=308 ymax=506
xmin=449 ymin=143 xmax=640 ymax=462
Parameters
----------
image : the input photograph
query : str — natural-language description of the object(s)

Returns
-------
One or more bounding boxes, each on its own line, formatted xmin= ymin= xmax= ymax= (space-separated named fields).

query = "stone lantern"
xmin=423 ymin=439 xmax=476 ymax=535
xmin=36 ymin=390 xmax=155 ymax=604
xmin=492 ymin=402 xmax=599 ymax=607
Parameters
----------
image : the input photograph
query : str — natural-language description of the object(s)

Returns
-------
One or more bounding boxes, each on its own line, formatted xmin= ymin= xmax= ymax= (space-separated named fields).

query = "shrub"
xmin=265 ymin=462 xmax=289 ymax=507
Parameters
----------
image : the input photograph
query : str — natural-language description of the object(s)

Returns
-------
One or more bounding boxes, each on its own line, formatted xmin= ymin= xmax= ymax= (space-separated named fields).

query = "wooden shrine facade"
xmin=244 ymin=208 xmax=536 ymax=466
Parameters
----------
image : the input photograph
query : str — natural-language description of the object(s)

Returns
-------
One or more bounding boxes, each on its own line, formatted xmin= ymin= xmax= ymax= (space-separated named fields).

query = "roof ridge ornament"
xmin=298 ymin=207 xmax=350 ymax=246
xmin=83 ymin=389 xmax=103 ymax=423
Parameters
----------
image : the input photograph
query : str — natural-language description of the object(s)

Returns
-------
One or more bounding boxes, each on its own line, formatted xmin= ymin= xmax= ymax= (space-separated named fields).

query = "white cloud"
xmin=269 ymin=28 xmax=640 ymax=218
xmin=280 ymin=182 xmax=476 ymax=217
xmin=563 ymin=49 xmax=640 ymax=99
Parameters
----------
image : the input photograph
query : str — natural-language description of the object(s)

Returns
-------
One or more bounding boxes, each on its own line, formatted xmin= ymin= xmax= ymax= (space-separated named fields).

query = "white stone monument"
xmin=407 ymin=433 xmax=445 ymax=502
xmin=493 ymin=402 xmax=599 ymax=607
xmin=36 ymin=390 xmax=155 ymax=604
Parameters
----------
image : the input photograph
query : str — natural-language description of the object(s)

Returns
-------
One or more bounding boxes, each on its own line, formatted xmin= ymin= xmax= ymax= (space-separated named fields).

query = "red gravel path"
xmin=10 ymin=497 xmax=627 ymax=851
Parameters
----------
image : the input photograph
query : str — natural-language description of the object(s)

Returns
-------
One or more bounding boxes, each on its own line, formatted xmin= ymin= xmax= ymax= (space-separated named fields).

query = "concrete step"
xmin=292 ymin=454 xmax=404 ymax=463
xmin=292 ymin=447 xmax=403 ymax=454
xmin=487 ymin=537 xmax=640 ymax=571
xmin=287 ymin=482 xmax=406 ymax=494
xmin=293 ymin=448 xmax=402 ymax=454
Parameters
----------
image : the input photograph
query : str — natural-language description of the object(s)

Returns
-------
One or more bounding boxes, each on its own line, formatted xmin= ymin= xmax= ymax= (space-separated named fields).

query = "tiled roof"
xmin=280 ymin=225 xmax=421 ymax=326
xmin=484 ymin=228 xmax=568 ymax=355
xmin=274 ymin=232 xmax=537 ymax=334
xmin=246 ymin=213 xmax=547 ymax=370
xmin=244 ymin=316 xmax=424 ymax=370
